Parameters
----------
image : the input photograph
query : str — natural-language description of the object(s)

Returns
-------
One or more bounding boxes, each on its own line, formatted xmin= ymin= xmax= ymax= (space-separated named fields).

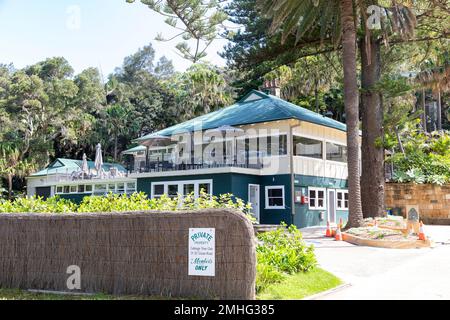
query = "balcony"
xmin=131 ymin=160 xmax=264 ymax=174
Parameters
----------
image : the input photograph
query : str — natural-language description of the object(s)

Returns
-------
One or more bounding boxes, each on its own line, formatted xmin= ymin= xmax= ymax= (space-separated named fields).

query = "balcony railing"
xmin=41 ymin=171 xmax=131 ymax=184
xmin=131 ymin=161 xmax=264 ymax=174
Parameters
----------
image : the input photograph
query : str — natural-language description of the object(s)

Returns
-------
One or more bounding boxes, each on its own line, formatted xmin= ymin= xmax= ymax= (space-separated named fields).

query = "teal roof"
xmin=136 ymin=90 xmax=346 ymax=142
xmin=122 ymin=145 xmax=147 ymax=155
xmin=30 ymin=158 xmax=127 ymax=177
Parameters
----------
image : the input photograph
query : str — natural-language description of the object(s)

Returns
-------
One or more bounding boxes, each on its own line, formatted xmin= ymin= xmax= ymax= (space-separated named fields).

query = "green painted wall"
xmin=58 ymin=194 xmax=87 ymax=204
xmin=259 ymin=175 xmax=292 ymax=225
xmin=56 ymin=172 xmax=344 ymax=229
xmin=292 ymin=174 xmax=348 ymax=228
xmin=136 ymin=173 xmax=293 ymax=225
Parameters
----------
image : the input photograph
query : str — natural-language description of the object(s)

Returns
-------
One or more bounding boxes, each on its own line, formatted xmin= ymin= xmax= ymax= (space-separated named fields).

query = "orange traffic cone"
xmin=418 ymin=221 xmax=426 ymax=241
xmin=335 ymin=225 xmax=343 ymax=241
xmin=325 ymin=221 xmax=332 ymax=237
xmin=339 ymin=218 xmax=343 ymax=229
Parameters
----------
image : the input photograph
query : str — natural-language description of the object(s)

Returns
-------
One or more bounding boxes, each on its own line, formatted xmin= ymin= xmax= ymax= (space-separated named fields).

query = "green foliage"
xmin=0 ymin=196 xmax=76 ymax=214
xmin=0 ymin=192 xmax=256 ymax=222
xmin=127 ymin=0 xmax=227 ymax=63
xmin=388 ymin=130 xmax=450 ymax=185
xmin=255 ymin=263 xmax=285 ymax=293
xmin=256 ymin=223 xmax=317 ymax=293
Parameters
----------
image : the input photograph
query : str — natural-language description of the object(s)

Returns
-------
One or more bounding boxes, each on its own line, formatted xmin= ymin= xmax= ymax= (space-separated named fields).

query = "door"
xmin=248 ymin=184 xmax=260 ymax=223
xmin=328 ymin=189 xmax=336 ymax=223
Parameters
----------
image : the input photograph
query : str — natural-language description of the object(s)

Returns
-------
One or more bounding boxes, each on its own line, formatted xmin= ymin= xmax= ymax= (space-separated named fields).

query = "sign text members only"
xmin=189 ymin=228 xmax=215 ymax=276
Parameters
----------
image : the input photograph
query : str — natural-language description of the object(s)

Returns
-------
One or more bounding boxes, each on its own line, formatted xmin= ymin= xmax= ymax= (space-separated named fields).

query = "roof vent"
xmin=260 ymin=79 xmax=281 ymax=98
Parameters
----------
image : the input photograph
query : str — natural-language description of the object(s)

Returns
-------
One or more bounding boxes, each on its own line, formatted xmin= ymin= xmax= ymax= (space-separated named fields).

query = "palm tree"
xmin=260 ymin=0 xmax=364 ymax=227
xmin=0 ymin=143 xmax=34 ymax=199
xmin=415 ymin=58 xmax=450 ymax=131
xmin=105 ymin=104 xmax=131 ymax=161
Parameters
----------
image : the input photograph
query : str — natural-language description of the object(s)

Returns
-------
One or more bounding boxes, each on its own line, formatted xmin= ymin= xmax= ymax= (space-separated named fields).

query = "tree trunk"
xmin=422 ymin=89 xmax=427 ymax=132
xmin=114 ymin=134 xmax=118 ymax=162
xmin=315 ymin=82 xmax=319 ymax=114
xmin=360 ymin=36 xmax=385 ymax=218
xmin=7 ymin=173 xmax=13 ymax=200
xmin=340 ymin=0 xmax=363 ymax=228
xmin=437 ymin=88 xmax=442 ymax=131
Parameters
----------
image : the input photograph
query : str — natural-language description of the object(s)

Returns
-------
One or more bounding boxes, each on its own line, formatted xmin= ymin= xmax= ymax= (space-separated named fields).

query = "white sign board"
xmin=188 ymin=228 xmax=215 ymax=277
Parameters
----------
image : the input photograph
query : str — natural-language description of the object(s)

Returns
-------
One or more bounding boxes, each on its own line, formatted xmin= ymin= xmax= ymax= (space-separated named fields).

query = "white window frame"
xmin=265 ymin=185 xmax=285 ymax=210
xmin=336 ymin=189 xmax=349 ymax=210
xmin=85 ymin=185 xmax=93 ymax=194
xmin=151 ymin=179 xmax=213 ymax=199
xmin=93 ymin=184 xmax=107 ymax=195
xmin=325 ymin=141 xmax=348 ymax=164
xmin=308 ymin=187 xmax=327 ymax=210
xmin=292 ymin=134 xmax=324 ymax=161
xmin=125 ymin=182 xmax=137 ymax=194
xmin=107 ymin=183 xmax=116 ymax=193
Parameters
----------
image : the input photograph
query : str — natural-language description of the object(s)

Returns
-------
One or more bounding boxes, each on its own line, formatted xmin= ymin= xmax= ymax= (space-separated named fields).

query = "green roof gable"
xmin=136 ymin=90 xmax=346 ymax=142
xmin=122 ymin=145 xmax=147 ymax=155
xmin=30 ymin=158 xmax=127 ymax=177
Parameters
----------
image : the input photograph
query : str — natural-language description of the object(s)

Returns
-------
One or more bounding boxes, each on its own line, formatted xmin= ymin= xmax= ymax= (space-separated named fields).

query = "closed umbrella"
xmin=81 ymin=153 xmax=89 ymax=174
xmin=94 ymin=143 xmax=103 ymax=177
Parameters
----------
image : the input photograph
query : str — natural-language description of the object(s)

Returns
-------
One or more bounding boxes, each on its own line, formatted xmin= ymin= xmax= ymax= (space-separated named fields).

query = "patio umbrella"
xmin=94 ymin=143 xmax=103 ymax=176
xmin=140 ymin=134 xmax=175 ymax=147
xmin=81 ymin=153 xmax=89 ymax=174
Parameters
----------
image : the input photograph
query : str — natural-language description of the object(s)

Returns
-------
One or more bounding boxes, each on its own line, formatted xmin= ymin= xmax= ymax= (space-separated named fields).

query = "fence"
xmin=0 ymin=209 xmax=256 ymax=299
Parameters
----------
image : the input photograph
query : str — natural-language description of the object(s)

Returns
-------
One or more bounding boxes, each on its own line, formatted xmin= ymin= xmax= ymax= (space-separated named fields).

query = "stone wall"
xmin=0 ymin=209 xmax=256 ymax=299
xmin=385 ymin=183 xmax=450 ymax=224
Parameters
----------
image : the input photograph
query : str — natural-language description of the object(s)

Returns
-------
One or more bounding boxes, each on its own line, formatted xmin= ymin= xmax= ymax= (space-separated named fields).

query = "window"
xmin=85 ymin=185 xmax=93 ymax=193
xmin=108 ymin=184 xmax=116 ymax=193
xmin=266 ymin=135 xmax=288 ymax=156
xmin=56 ymin=186 xmax=63 ymax=194
xmin=153 ymin=184 xmax=165 ymax=198
xmin=94 ymin=184 xmax=107 ymax=195
xmin=117 ymin=183 xmax=125 ymax=194
xmin=309 ymin=187 xmax=326 ymax=210
xmin=294 ymin=136 xmax=323 ymax=159
xmin=183 ymin=184 xmax=195 ymax=196
xmin=70 ymin=186 xmax=78 ymax=194
xmin=337 ymin=190 xmax=349 ymax=210
xmin=326 ymin=142 xmax=347 ymax=163
xmin=265 ymin=186 xmax=285 ymax=209
xmin=199 ymin=183 xmax=211 ymax=195
xmin=78 ymin=185 xmax=85 ymax=193
xmin=64 ymin=186 xmax=70 ymax=194
xmin=126 ymin=182 xmax=136 ymax=194
xmin=151 ymin=180 xmax=213 ymax=199
xmin=168 ymin=184 xmax=179 ymax=198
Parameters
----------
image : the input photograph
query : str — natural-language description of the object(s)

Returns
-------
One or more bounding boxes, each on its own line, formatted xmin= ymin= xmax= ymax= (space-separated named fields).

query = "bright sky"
xmin=0 ymin=0 xmax=228 ymax=76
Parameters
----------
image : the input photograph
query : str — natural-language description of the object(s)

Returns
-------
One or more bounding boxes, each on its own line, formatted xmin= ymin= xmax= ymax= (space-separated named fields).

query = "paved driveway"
xmin=301 ymin=225 xmax=450 ymax=300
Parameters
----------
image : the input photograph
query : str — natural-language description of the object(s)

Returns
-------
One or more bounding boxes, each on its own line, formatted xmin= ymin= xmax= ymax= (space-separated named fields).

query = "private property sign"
xmin=189 ymin=228 xmax=215 ymax=277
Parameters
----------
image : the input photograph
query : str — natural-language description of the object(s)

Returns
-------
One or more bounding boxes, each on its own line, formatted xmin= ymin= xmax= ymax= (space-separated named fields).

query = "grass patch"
xmin=0 ymin=288 xmax=170 ymax=300
xmin=0 ymin=268 xmax=342 ymax=300
xmin=257 ymin=268 xmax=342 ymax=300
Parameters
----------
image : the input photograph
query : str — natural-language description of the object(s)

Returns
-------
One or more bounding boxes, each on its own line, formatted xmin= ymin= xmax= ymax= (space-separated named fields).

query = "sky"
xmin=0 ymin=0 xmax=228 ymax=76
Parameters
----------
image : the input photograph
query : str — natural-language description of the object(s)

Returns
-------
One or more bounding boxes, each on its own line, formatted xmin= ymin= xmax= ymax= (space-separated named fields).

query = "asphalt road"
xmin=301 ymin=225 xmax=450 ymax=300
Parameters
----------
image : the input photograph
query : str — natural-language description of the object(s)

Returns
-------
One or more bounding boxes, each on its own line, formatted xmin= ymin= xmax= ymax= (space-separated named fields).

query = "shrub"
xmin=255 ymin=263 xmax=285 ymax=293
xmin=0 ymin=196 xmax=76 ymax=214
xmin=0 ymin=191 xmax=257 ymax=223
xmin=255 ymin=223 xmax=317 ymax=292
xmin=388 ymin=130 xmax=450 ymax=185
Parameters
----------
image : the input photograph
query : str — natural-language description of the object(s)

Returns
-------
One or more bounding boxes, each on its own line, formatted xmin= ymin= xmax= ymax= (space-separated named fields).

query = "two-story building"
xmin=27 ymin=88 xmax=353 ymax=228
